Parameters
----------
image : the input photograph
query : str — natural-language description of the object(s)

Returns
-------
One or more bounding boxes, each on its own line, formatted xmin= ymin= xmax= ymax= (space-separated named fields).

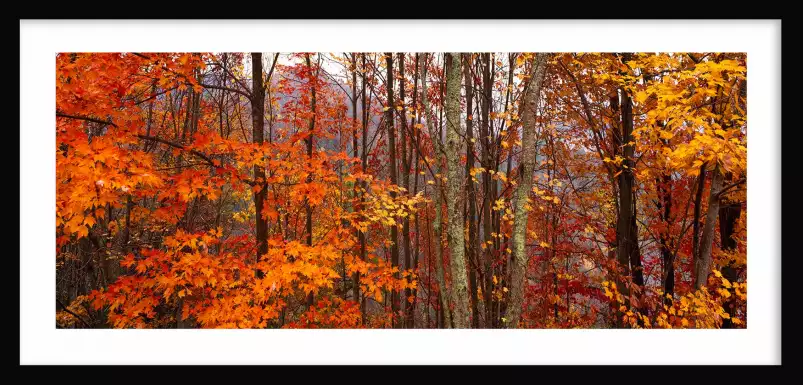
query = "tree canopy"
xmin=56 ymin=52 xmax=747 ymax=329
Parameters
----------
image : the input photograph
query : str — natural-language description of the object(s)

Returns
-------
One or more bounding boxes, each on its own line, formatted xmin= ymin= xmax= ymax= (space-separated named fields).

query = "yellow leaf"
xmin=635 ymin=91 xmax=648 ymax=103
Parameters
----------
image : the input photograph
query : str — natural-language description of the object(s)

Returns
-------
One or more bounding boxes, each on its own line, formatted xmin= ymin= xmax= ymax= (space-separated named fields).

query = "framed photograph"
xmin=20 ymin=19 xmax=782 ymax=365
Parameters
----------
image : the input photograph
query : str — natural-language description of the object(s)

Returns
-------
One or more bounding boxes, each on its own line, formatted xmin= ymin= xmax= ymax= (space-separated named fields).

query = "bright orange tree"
xmin=57 ymin=52 xmax=422 ymax=328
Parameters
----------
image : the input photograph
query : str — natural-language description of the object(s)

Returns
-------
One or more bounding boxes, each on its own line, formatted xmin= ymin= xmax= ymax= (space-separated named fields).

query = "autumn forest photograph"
xmin=52 ymin=49 xmax=750 ymax=331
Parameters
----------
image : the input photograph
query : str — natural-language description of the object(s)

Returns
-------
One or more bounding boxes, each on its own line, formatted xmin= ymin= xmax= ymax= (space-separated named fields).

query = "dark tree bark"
xmin=657 ymin=174 xmax=674 ymax=304
xmin=359 ymin=53 xmax=369 ymax=321
xmin=692 ymin=163 xmax=707 ymax=281
xmin=305 ymin=53 xmax=317 ymax=307
xmin=615 ymin=53 xmax=644 ymax=320
xmin=479 ymin=53 xmax=496 ymax=327
xmin=420 ymin=53 xmax=451 ymax=329
xmin=719 ymin=194 xmax=743 ymax=328
xmin=696 ymin=166 xmax=723 ymax=290
xmin=462 ymin=53 xmax=480 ymax=328
xmin=251 ymin=53 xmax=268 ymax=275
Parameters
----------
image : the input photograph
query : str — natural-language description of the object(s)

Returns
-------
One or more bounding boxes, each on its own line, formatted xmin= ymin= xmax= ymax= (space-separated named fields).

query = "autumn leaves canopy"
xmin=56 ymin=52 xmax=746 ymax=329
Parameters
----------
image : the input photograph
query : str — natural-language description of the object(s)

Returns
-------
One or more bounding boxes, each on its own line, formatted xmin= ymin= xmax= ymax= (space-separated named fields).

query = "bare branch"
xmin=56 ymin=112 xmax=118 ymax=128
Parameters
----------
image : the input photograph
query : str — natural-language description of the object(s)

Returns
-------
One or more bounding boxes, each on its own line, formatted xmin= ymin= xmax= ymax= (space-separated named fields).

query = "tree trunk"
xmin=359 ymin=53 xmax=369 ymax=320
xmin=305 ymin=53 xmax=317 ymax=307
xmin=443 ymin=53 xmax=470 ymax=328
xmin=462 ymin=53 xmax=480 ymax=328
xmin=479 ymin=53 xmax=496 ymax=327
xmin=696 ymin=165 xmax=724 ymax=290
xmin=251 ymin=53 xmax=268 ymax=274
xmin=420 ymin=53 xmax=451 ymax=328
xmin=615 ymin=56 xmax=644 ymax=317
xmin=657 ymin=174 xmax=674 ymax=304
xmin=398 ymin=53 xmax=412 ymax=327
xmin=506 ymin=53 xmax=549 ymax=328
xmin=350 ymin=53 xmax=361 ymax=306
xmin=385 ymin=52 xmax=401 ymax=327
xmin=692 ymin=163 xmax=707 ymax=282
xmin=406 ymin=54 xmax=420 ymax=328
xmin=719 ymin=196 xmax=742 ymax=328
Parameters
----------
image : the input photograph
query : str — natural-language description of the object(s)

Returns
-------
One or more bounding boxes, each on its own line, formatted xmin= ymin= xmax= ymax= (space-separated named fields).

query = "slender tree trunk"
xmin=657 ymin=174 xmax=674 ymax=304
xmin=410 ymin=161 xmax=420 ymax=328
xmin=719 ymin=192 xmax=742 ymax=328
xmin=251 ymin=53 xmax=268 ymax=274
xmin=398 ymin=53 xmax=413 ymax=327
xmin=143 ymin=80 xmax=157 ymax=151
xmin=614 ymin=55 xmax=644 ymax=320
xmin=385 ymin=52 xmax=402 ymax=327
xmin=505 ymin=53 xmax=549 ymax=328
xmin=462 ymin=53 xmax=480 ymax=328
xmin=181 ymin=88 xmax=193 ymax=143
xmin=425 ymin=199 xmax=432 ymax=328
xmin=420 ymin=53 xmax=451 ymax=328
xmin=444 ymin=53 xmax=470 ymax=328
xmin=692 ymin=163 xmax=707 ymax=283
xmin=351 ymin=53 xmax=361 ymax=306
xmin=696 ymin=165 xmax=724 ymax=290
xmin=359 ymin=53 xmax=369 ymax=321
xmin=305 ymin=53 xmax=317 ymax=307
xmin=406 ymin=54 xmax=420 ymax=328
xmin=479 ymin=53 xmax=496 ymax=327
